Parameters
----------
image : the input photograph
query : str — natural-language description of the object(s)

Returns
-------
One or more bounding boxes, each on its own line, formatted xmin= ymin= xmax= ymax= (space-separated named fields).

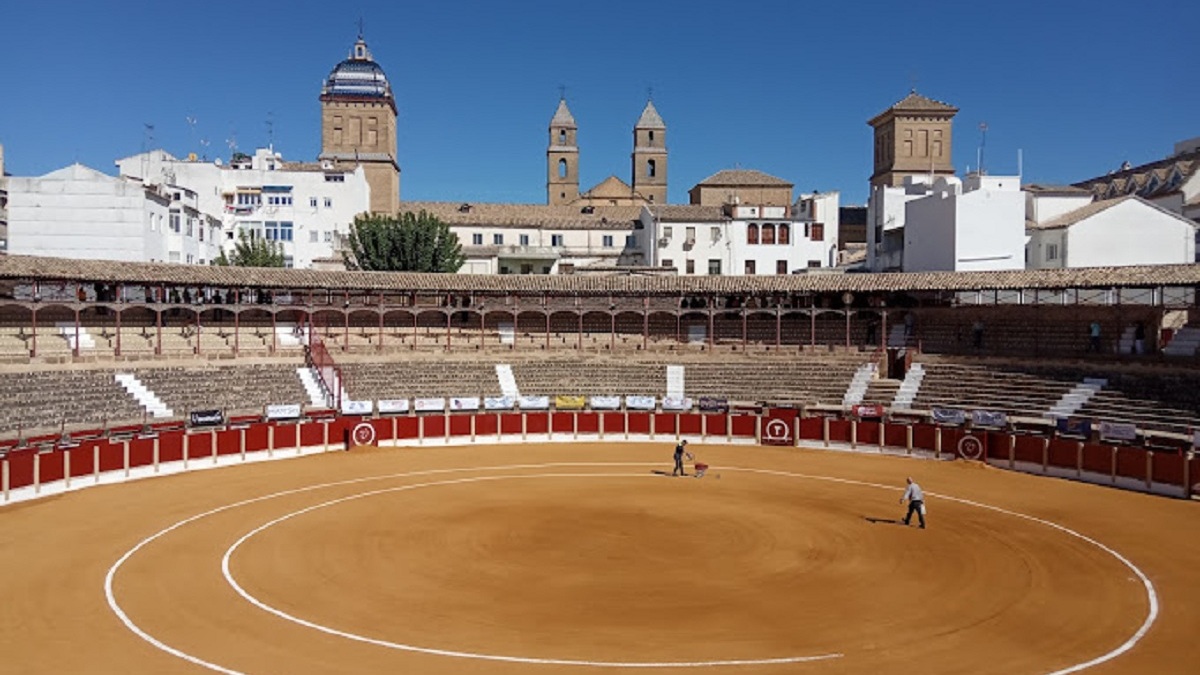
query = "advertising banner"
xmin=931 ymin=407 xmax=966 ymax=425
xmin=414 ymin=397 xmax=446 ymax=412
xmin=341 ymin=399 xmax=373 ymax=415
xmin=971 ymin=410 xmax=1008 ymax=428
xmin=484 ymin=396 xmax=516 ymax=410
xmin=450 ymin=397 xmax=480 ymax=411
xmin=626 ymin=395 xmax=657 ymax=411
xmin=1099 ymin=421 xmax=1139 ymax=442
xmin=189 ymin=409 xmax=225 ymax=427
xmin=589 ymin=395 xmax=622 ymax=410
xmin=661 ymin=396 xmax=693 ymax=411
xmin=519 ymin=395 xmax=550 ymax=410
xmin=1056 ymin=416 xmax=1092 ymax=438
xmin=698 ymin=396 xmax=729 ymax=413
xmin=377 ymin=399 xmax=410 ymax=414
xmin=265 ymin=404 xmax=302 ymax=420
xmin=554 ymin=395 xmax=587 ymax=410
xmin=852 ymin=404 xmax=884 ymax=419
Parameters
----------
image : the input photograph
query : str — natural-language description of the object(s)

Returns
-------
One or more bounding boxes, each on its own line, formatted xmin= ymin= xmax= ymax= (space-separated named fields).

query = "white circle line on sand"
xmin=103 ymin=460 xmax=1158 ymax=673
xmin=221 ymin=472 xmax=843 ymax=668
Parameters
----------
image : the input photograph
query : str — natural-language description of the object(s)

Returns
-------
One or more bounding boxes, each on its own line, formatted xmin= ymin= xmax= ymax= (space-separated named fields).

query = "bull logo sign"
xmin=763 ymin=417 xmax=793 ymax=446
xmin=957 ymin=434 xmax=984 ymax=461
xmin=352 ymin=422 xmax=377 ymax=447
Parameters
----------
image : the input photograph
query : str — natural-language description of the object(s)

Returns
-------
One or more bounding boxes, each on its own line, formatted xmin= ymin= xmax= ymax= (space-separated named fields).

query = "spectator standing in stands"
xmin=972 ymin=319 xmax=984 ymax=349
xmin=1089 ymin=321 xmax=1102 ymax=353
xmin=1134 ymin=322 xmax=1146 ymax=355
xmin=899 ymin=477 xmax=926 ymax=529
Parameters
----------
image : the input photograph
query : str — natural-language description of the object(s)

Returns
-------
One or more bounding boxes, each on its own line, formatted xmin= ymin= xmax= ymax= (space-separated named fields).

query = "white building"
xmin=639 ymin=194 xmax=840 ymax=276
xmin=6 ymin=163 xmax=224 ymax=264
xmin=116 ymin=148 xmax=371 ymax=268
xmin=1025 ymin=190 xmax=1197 ymax=268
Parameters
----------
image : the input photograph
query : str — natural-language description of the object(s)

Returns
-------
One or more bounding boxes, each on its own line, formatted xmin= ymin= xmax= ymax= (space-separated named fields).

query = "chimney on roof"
xmin=1120 ymin=161 xmax=1132 ymax=171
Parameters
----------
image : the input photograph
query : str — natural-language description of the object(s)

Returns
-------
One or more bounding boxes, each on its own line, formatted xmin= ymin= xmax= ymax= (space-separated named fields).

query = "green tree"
xmin=213 ymin=230 xmax=286 ymax=267
xmin=343 ymin=210 xmax=465 ymax=273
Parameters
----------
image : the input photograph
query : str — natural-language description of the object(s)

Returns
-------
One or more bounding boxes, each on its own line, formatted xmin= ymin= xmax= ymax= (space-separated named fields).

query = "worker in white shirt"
xmin=899 ymin=477 xmax=926 ymax=529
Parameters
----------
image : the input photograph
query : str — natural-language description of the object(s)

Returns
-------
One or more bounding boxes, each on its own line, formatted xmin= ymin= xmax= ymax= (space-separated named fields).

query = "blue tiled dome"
xmin=322 ymin=38 xmax=392 ymax=99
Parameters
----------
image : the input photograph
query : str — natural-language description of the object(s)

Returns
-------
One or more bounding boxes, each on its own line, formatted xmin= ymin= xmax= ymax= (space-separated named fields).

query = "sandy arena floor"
xmin=0 ymin=442 xmax=1197 ymax=674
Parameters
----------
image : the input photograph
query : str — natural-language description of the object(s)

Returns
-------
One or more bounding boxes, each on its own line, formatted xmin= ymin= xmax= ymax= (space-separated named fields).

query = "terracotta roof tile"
xmin=647 ymin=205 xmax=727 ymax=222
xmin=694 ymin=169 xmax=792 ymax=187
xmin=398 ymin=201 xmax=641 ymax=230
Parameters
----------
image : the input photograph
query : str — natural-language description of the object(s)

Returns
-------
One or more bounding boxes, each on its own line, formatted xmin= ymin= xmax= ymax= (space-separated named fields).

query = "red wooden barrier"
xmin=129 ymin=437 xmax=155 ymax=468
xmin=911 ymin=424 xmax=937 ymax=452
xmin=7 ymin=450 xmax=35 ymax=489
xmin=525 ymin=413 xmax=549 ymax=435
xmin=327 ymin=418 xmax=351 ymax=446
xmin=799 ymin=417 xmax=823 ymax=441
xmin=827 ymin=419 xmax=851 ymax=444
xmin=1013 ymin=435 xmax=1043 ymax=464
xmin=448 ymin=415 xmax=472 ymax=437
xmin=423 ymin=415 xmax=447 ymax=438
xmin=69 ymin=441 xmax=97 ymax=478
xmin=885 ymin=424 xmax=909 ymax=448
xmin=1081 ymin=444 xmax=1112 ymax=474
xmin=475 ymin=413 xmax=498 ymax=437
xmin=396 ymin=416 xmax=419 ymax=439
xmin=216 ymin=429 xmax=241 ymax=456
xmin=244 ymin=425 xmax=269 ymax=453
xmin=1046 ymin=439 xmax=1077 ymax=470
xmin=858 ymin=421 xmax=882 ymax=446
xmin=576 ymin=412 xmax=599 ymax=434
xmin=188 ymin=432 xmax=213 ymax=460
xmin=627 ymin=412 xmax=650 ymax=435
xmin=1151 ymin=452 xmax=1184 ymax=487
xmin=678 ymin=413 xmax=702 ymax=436
xmin=551 ymin=412 xmax=574 ymax=434
xmin=39 ymin=451 xmax=65 ymax=485
xmin=1115 ymin=447 xmax=1146 ymax=482
xmin=1189 ymin=459 xmax=1200 ymax=496
xmin=940 ymin=428 xmax=967 ymax=457
xmin=704 ymin=413 xmax=727 ymax=437
xmin=730 ymin=415 xmax=756 ymax=438
xmin=273 ymin=423 xmax=298 ymax=448
xmin=299 ymin=422 xmax=325 ymax=447
xmin=98 ymin=441 xmax=124 ymax=473
xmin=158 ymin=431 xmax=184 ymax=464
xmin=499 ymin=413 xmax=522 ymax=435
xmin=602 ymin=412 xmax=626 ymax=435
xmin=369 ymin=418 xmax=393 ymax=442
xmin=654 ymin=413 xmax=677 ymax=436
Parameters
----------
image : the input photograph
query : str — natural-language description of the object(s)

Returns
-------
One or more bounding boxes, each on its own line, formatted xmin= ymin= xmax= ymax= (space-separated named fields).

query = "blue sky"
xmin=1 ymin=0 xmax=1196 ymax=205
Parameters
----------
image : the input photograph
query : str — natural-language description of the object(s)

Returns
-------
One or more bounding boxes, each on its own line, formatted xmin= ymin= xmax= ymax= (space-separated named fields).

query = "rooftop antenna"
xmin=199 ymin=138 xmax=211 ymax=162
xmin=186 ymin=115 xmax=198 ymax=157
xmin=266 ymin=111 xmax=275 ymax=152
xmin=647 ymin=85 xmax=654 ymax=102
xmin=141 ymin=123 xmax=155 ymax=153
xmin=357 ymin=16 xmax=365 ymax=39
xmin=977 ymin=122 xmax=988 ymax=176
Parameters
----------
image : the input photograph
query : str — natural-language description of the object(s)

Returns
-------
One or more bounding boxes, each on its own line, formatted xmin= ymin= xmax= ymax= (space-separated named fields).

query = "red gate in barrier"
xmin=704 ymin=413 xmax=727 ymax=437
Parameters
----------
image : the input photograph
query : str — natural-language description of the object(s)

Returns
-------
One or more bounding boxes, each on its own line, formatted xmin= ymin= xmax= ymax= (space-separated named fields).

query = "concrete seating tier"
xmin=134 ymin=363 xmax=309 ymax=418
xmin=0 ymin=369 xmax=144 ymax=436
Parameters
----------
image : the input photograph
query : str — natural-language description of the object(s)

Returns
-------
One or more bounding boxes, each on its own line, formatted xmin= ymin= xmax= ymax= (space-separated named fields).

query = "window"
xmin=310 ymin=197 xmax=318 ymax=208
xmin=186 ymin=218 xmax=194 ymax=237
xmin=324 ymin=197 xmax=333 ymax=208
xmin=711 ymin=226 xmax=721 ymax=242
xmin=520 ymin=263 xmax=534 ymax=274
xmin=169 ymin=210 xmax=181 ymax=233
xmin=520 ymin=234 xmax=530 ymax=246
xmin=472 ymin=233 xmax=483 ymax=245
xmin=267 ymin=195 xmax=293 ymax=205
xmin=686 ymin=259 xmax=695 ymax=274
xmin=169 ymin=252 xmax=180 ymax=263
xmin=776 ymin=260 xmax=788 ymax=275
xmin=493 ymin=233 xmax=504 ymax=245
xmin=551 ymin=234 xmax=564 ymax=246
xmin=708 ymin=259 xmax=721 ymax=275
xmin=744 ymin=260 xmax=756 ymax=275
xmin=663 ymin=226 xmax=673 ymax=238
xmin=648 ymin=130 xmax=655 ymax=143
xmin=558 ymin=129 xmax=566 ymax=144
xmin=310 ymin=230 xmax=319 ymax=243
xmin=602 ymin=235 xmax=614 ymax=247
xmin=625 ymin=235 xmax=636 ymax=247
xmin=558 ymin=159 xmax=568 ymax=179
xmin=186 ymin=254 xmax=194 ymax=264
xmin=778 ymin=224 xmax=790 ymax=244
xmin=810 ymin=222 xmax=825 ymax=241
xmin=283 ymin=256 xmax=294 ymax=268
xmin=236 ymin=193 xmax=261 ymax=206
xmin=662 ymin=259 xmax=673 ymax=269
xmin=324 ymin=173 xmax=345 ymax=183
xmin=1046 ymin=243 xmax=1059 ymax=261
xmin=198 ymin=223 xmax=204 ymax=242
xmin=280 ymin=222 xmax=293 ymax=241
xmin=808 ymin=260 xmax=821 ymax=268
xmin=647 ymin=159 xmax=657 ymax=178
xmin=747 ymin=224 xmax=758 ymax=244
xmin=323 ymin=231 xmax=333 ymax=243
xmin=685 ymin=226 xmax=696 ymax=243
xmin=762 ymin=224 xmax=775 ymax=245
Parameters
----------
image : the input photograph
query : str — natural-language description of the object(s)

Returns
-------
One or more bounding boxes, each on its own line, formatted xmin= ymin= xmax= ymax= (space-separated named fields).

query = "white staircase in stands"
xmin=1163 ymin=326 xmax=1200 ymax=357
xmin=115 ymin=373 xmax=173 ymax=418
xmin=276 ymin=324 xmax=304 ymax=348
xmin=496 ymin=364 xmax=520 ymax=398
xmin=57 ymin=322 xmax=96 ymax=350
xmin=666 ymin=365 xmax=685 ymax=399
xmin=841 ymin=363 xmax=876 ymax=407
xmin=297 ymin=367 xmax=328 ymax=407
xmin=892 ymin=363 xmax=925 ymax=409
xmin=1046 ymin=378 xmax=1106 ymax=418
xmin=498 ymin=323 xmax=516 ymax=345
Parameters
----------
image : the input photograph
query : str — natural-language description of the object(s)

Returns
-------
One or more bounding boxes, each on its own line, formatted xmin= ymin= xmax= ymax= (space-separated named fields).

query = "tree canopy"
xmin=212 ymin=230 xmax=286 ymax=268
xmin=343 ymin=210 xmax=465 ymax=273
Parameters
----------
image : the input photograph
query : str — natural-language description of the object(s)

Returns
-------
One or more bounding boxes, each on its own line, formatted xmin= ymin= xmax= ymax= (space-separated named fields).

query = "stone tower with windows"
xmin=319 ymin=36 xmax=400 ymax=213
xmin=867 ymin=91 xmax=957 ymax=188
xmin=547 ymin=99 xmax=579 ymax=206
xmin=631 ymin=101 xmax=667 ymax=204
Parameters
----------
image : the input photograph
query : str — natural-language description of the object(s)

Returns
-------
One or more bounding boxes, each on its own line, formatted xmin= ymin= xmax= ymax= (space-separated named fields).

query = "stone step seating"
xmin=860 ymin=378 xmax=901 ymax=406
xmin=134 ymin=363 xmax=309 ymax=418
xmin=0 ymin=368 xmax=145 ymax=435
xmin=341 ymin=361 xmax=503 ymax=401
xmin=907 ymin=362 xmax=1075 ymax=418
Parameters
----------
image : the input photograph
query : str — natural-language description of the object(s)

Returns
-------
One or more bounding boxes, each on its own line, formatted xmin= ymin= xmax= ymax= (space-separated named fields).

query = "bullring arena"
xmin=0 ymin=255 xmax=1199 ymax=673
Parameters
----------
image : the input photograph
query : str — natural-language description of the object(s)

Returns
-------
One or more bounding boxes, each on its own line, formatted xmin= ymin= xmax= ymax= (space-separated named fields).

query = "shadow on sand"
xmin=863 ymin=516 xmax=905 ymax=525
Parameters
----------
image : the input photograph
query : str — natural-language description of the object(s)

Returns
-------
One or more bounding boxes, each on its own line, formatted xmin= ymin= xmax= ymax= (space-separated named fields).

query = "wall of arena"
xmin=2 ymin=408 xmax=1196 ymax=506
